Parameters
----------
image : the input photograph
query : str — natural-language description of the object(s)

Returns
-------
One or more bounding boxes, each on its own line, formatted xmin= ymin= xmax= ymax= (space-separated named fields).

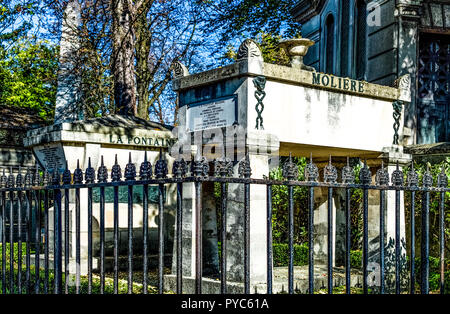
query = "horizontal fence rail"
xmin=0 ymin=151 xmax=448 ymax=294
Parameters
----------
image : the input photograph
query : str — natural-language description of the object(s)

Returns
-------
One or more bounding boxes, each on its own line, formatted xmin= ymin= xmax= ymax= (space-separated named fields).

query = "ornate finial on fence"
xmin=376 ymin=161 xmax=389 ymax=186
xmin=305 ymin=153 xmax=318 ymax=182
xmin=62 ymin=161 xmax=72 ymax=185
xmin=359 ymin=159 xmax=372 ymax=185
xmin=282 ymin=153 xmax=298 ymax=180
xmin=33 ymin=163 xmax=41 ymax=186
xmin=324 ymin=155 xmax=337 ymax=183
xmin=172 ymin=158 xmax=187 ymax=178
xmin=139 ymin=151 xmax=153 ymax=180
xmin=391 ymin=161 xmax=404 ymax=186
xmin=73 ymin=159 xmax=84 ymax=184
xmin=437 ymin=166 xmax=448 ymax=188
xmin=406 ymin=161 xmax=418 ymax=187
xmin=392 ymin=100 xmax=403 ymax=145
xmin=111 ymin=154 xmax=122 ymax=182
xmin=253 ymin=75 xmax=266 ymax=130
xmin=124 ymin=153 xmax=136 ymax=181
xmin=43 ymin=167 xmax=51 ymax=186
xmin=422 ymin=164 xmax=433 ymax=188
xmin=214 ymin=156 xmax=233 ymax=177
xmin=238 ymin=154 xmax=252 ymax=178
xmin=155 ymin=150 xmax=168 ymax=179
xmin=16 ymin=166 xmax=23 ymax=188
xmin=24 ymin=167 xmax=32 ymax=187
xmin=97 ymin=156 xmax=108 ymax=183
xmin=191 ymin=153 xmax=209 ymax=178
xmin=85 ymin=157 xmax=96 ymax=183
xmin=342 ymin=157 xmax=355 ymax=184
xmin=7 ymin=167 xmax=15 ymax=188
xmin=1 ymin=168 xmax=7 ymax=188
xmin=51 ymin=163 xmax=61 ymax=186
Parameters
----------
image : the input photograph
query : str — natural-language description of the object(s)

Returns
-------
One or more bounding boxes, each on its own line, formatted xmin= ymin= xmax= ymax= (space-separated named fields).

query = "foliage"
xmin=0 ymin=38 xmax=58 ymax=123
xmin=404 ymin=158 xmax=450 ymax=258
xmin=272 ymin=243 xmax=308 ymax=267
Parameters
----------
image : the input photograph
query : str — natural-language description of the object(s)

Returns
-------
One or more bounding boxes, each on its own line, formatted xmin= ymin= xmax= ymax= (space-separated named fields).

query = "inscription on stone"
xmin=34 ymin=143 xmax=66 ymax=170
xmin=186 ymin=97 xmax=236 ymax=132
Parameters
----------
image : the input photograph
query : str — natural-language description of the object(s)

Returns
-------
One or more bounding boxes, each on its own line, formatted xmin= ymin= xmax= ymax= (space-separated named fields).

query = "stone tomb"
xmin=24 ymin=115 xmax=176 ymax=274
xmin=165 ymin=37 xmax=412 ymax=293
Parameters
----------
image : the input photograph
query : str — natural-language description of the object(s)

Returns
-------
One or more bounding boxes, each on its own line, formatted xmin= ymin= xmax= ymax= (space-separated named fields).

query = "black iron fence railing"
xmin=0 ymin=152 xmax=448 ymax=294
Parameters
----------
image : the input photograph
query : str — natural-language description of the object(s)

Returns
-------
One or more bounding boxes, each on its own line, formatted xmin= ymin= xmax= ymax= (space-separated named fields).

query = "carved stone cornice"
xmin=290 ymin=0 xmax=327 ymax=24
xmin=396 ymin=0 xmax=422 ymax=21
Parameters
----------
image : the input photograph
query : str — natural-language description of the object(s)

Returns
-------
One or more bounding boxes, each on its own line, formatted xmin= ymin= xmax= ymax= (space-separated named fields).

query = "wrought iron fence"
xmin=0 ymin=151 xmax=448 ymax=294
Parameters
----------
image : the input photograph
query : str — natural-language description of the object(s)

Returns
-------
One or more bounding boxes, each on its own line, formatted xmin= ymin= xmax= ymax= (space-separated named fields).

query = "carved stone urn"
xmin=279 ymin=37 xmax=315 ymax=71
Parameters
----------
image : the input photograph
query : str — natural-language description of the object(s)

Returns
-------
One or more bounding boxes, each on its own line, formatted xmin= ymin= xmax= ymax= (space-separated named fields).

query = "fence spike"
xmin=422 ymin=164 xmax=433 ymax=188
xmin=24 ymin=167 xmax=32 ymax=187
xmin=282 ymin=152 xmax=298 ymax=180
xmin=155 ymin=150 xmax=168 ymax=179
xmin=1 ymin=168 xmax=7 ymax=188
xmin=62 ymin=161 xmax=72 ymax=185
xmin=97 ymin=155 xmax=108 ymax=183
xmin=238 ymin=154 xmax=251 ymax=179
xmin=85 ymin=157 xmax=96 ymax=183
xmin=16 ymin=166 xmax=23 ymax=188
xmin=376 ymin=161 xmax=389 ymax=186
xmin=73 ymin=159 xmax=84 ymax=184
xmin=305 ymin=153 xmax=318 ymax=182
xmin=324 ymin=155 xmax=337 ymax=183
xmin=359 ymin=159 xmax=372 ymax=185
xmin=437 ymin=166 xmax=448 ymax=188
xmin=33 ymin=163 xmax=41 ymax=186
xmin=391 ymin=161 xmax=404 ymax=187
xmin=7 ymin=167 xmax=15 ymax=188
xmin=342 ymin=156 xmax=355 ymax=184
xmin=111 ymin=154 xmax=122 ymax=182
xmin=139 ymin=151 xmax=153 ymax=180
xmin=125 ymin=153 xmax=136 ymax=181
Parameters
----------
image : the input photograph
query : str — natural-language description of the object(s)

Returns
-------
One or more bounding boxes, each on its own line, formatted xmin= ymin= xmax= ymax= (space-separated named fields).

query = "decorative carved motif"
xmin=172 ymin=158 xmax=188 ymax=178
xmin=97 ymin=156 xmax=108 ymax=183
xmin=237 ymin=39 xmax=263 ymax=62
xmin=139 ymin=151 xmax=153 ymax=180
xmin=359 ymin=161 xmax=372 ymax=185
xmin=392 ymin=100 xmax=403 ymax=145
xmin=437 ymin=167 xmax=448 ymax=188
xmin=214 ymin=157 xmax=233 ymax=177
xmin=172 ymin=61 xmax=190 ymax=78
xmin=253 ymin=75 xmax=266 ymax=130
xmin=407 ymin=162 xmax=418 ymax=187
xmin=85 ymin=158 xmax=96 ymax=183
xmin=111 ymin=155 xmax=122 ymax=182
xmin=422 ymin=165 xmax=433 ymax=188
xmin=124 ymin=153 xmax=136 ymax=181
xmin=238 ymin=154 xmax=252 ymax=178
xmin=391 ymin=162 xmax=404 ymax=186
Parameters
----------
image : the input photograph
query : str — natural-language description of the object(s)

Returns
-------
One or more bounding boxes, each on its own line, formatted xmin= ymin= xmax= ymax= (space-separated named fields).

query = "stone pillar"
xmin=226 ymin=131 xmax=279 ymax=290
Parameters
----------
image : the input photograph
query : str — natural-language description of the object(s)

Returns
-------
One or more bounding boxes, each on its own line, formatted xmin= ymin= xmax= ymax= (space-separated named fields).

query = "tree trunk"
xmin=135 ymin=4 xmax=151 ymax=119
xmin=112 ymin=0 xmax=136 ymax=116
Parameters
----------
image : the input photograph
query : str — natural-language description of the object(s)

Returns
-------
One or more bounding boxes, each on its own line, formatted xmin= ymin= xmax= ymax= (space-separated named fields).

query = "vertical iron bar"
xmin=158 ymin=183 xmax=165 ymax=294
xmin=25 ymin=190 xmax=32 ymax=294
xmin=380 ymin=189 xmax=385 ymax=294
xmin=64 ymin=188 xmax=69 ymax=294
xmin=267 ymin=184 xmax=273 ymax=294
xmin=176 ymin=183 xmax=182 ymax=294
xmin=127 ymin=184 xmax=133 ymax=294
xmin=143 ymin=184 xmax=149 ymax=294
xmin=288 ymin=185 xmax=294 ymax=294
xmin=113 ymin=185 xmax=119 ymax=294
xmin=99 ymin=186 xmax=105 ymax=294
xmin=44 ymin=190 xmax=49 ymax=294
xmin=244 ymin=182 xmax=250 ymax=294
xmin=395 ymin=189 xmax=401 ymax=294
xmin=327 ymin=187 xmax=333 ymax=294
xmin=421 ymin=189 xmax=430 ymax=294
xmin=345 ymin=187 xmax=351 ymax=294
xmin=87 ymin=187 xmax=93 ymax=294
xmin=9 ymin=190 xmax=14 ymax=293
xmin=194 ymin=181 xmax=202 ymax=294
xmin=34 ymin=190 xmax=40 ymax=294
xmin=308 ymin=186 xmax=314 ymax=294
xmin=439 ymin=191 xmax=445 ymax=294
xmin=53 ymin=188 xmax=62 ymax=294
xmin=362 ymin=187 xmax=368 ymax=294
xmin=410 ymin=191 xmax=415 ymax=294
xmin=1 ymin=190 xmax=5 ymax=294
xmin=75 ymin=187 xmax=80 ymax=294
xmin=17 ymin=190 xmax=22 ymax=294
xmin=220 ymin=183 xmax=226 ymax=294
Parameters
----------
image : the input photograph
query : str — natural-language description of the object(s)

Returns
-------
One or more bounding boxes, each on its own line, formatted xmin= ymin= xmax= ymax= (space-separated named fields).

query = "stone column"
xmin=226 ymin=130 xmax=280 ymax=290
